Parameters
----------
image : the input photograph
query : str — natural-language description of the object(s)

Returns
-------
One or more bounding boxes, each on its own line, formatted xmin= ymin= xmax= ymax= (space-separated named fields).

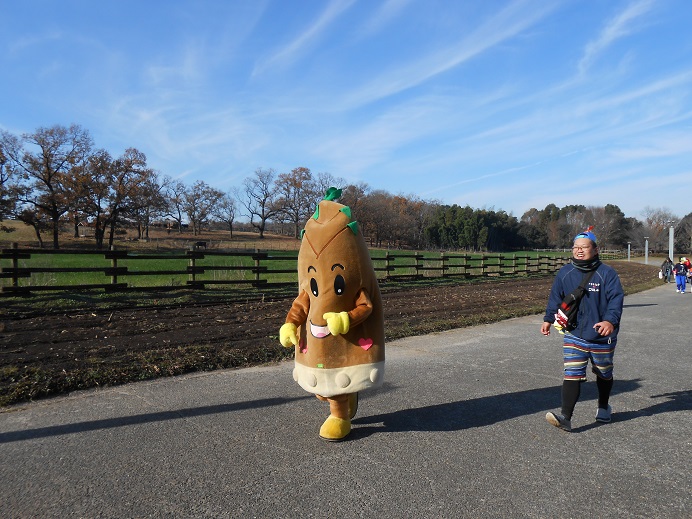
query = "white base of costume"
xmin=293 ymin=361 xmax=385 ymax=398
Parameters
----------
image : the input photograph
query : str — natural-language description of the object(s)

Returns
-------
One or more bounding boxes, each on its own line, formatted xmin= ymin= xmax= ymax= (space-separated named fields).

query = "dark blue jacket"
xmin=543 ymin=262 xmax=624 ymax=342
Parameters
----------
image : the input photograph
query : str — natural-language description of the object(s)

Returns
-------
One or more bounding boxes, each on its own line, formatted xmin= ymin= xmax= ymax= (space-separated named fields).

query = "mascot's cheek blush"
xmin=358 ymin=338 xmax=373 ymax=351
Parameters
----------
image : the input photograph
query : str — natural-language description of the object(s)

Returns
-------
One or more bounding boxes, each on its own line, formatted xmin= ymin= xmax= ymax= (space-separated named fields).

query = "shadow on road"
xmin=0 ymin=395 xmax=309 ymax=444
xmin=3 ymin=383 xmax=688 ymax=444
xmin=350 ymin=378 xmax=666 ymax=439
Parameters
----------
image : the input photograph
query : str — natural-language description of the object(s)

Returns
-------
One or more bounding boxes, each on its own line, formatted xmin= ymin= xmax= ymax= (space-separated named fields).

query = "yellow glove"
xmin=323 ymin=311 xmax=350 ymax=336
xmin=279 ymin=323 xmax=298 ymax=348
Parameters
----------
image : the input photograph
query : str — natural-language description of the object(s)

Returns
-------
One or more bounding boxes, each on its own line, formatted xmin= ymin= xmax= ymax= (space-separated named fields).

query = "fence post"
xmin=188 ymin=246 xmax=196 ymax=284
xmin=440 ymin=251 xmax=446 ymax=278
xmin=386 ymin=252 xmax=392 ymax=280
xmin=255 ymin=248 xmax=261 ymax=285
xmin=110 ymin=245 xmax=118 ymax=285
xmin=11 ymin=242 xmax=19 ymax=287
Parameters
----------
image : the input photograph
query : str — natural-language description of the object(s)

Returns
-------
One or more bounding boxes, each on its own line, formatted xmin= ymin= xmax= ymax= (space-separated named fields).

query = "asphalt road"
xmin=1 ymin=283 xmax=690 ymax=518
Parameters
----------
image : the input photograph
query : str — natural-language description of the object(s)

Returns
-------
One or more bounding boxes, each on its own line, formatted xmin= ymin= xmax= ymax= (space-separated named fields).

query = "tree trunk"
xmin=32 ymin=224 xmax=44 ymax=248
xmin=108 ymin=220 xmax=116 ymax=248
xmin=51 ymin=208 xmax=60 ymax=249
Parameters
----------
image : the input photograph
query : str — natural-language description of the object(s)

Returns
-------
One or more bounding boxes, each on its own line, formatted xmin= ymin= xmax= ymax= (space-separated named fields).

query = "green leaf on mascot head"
xmin=347 ymin=221 xmax=358 ymax=235
xmin=339 ymin=206 xmax=352 ymax=220
xmin=323 ymin=187 xmax=342 ymax=201
xmin=312 ymin=205 xmax=319 ymax=220
xmin=299 ymin=229 xmax=305 ymax=239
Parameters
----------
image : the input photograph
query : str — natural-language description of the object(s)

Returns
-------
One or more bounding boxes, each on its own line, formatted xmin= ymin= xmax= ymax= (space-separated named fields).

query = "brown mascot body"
xmin=280 ymin=188 xmax=384 ymax=441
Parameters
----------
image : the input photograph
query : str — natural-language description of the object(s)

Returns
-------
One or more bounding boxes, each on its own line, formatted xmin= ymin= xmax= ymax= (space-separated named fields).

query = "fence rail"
xmin=0 ymin=243 xmax=571 ymax=295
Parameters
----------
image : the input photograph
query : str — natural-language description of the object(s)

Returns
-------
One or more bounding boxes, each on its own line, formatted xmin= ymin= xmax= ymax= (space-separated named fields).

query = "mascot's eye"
xmin=310 ymin=278 xmax=319 ymax=297
xmin=334 ymin=275 xmax=345 ymax=296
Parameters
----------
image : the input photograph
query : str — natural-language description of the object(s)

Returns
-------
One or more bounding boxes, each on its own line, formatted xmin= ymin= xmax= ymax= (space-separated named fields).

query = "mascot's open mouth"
xmin=310 ymin=321 xmax=331 ymax=338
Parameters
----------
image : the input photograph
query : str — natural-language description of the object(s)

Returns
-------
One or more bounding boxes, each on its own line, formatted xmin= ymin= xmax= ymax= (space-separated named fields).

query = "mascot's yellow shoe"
xmin=319 ymin=415 xmax=351 ymax=442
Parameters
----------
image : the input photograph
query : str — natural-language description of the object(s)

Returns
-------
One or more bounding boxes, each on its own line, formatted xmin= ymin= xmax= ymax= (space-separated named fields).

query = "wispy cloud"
xmin=357 ymin=0 xmax=413 ymax=37
xmin=609 ymin=132 xmax=692 ymax=160
xmin=146 ymin=44 xmax=205 ymax=86
xmin=578 ymin=0 xmax=655 ymax=75
xmin=252 ymin=0 xmax=356 ymax=76
xmin=343 ymin=0 xmax=558 ymax=108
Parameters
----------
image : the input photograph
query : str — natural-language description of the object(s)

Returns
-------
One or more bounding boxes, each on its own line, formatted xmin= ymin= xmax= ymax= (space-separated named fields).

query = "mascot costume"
xmin=279 ymin=188 xmax=385 ymax=441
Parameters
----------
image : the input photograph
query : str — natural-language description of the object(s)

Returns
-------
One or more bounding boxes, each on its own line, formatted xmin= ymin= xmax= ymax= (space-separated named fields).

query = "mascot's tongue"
xmin=310 ymin=322 xmax=331 ymax=338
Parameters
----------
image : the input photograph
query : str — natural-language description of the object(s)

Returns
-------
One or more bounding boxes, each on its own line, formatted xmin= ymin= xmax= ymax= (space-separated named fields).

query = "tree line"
xmin=1 ymin=124 xmax=690 ymax=253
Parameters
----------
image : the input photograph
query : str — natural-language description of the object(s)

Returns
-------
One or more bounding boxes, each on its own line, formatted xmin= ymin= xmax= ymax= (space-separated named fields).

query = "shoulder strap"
xmin=568 ymin=269 xmax=596 ymax=302
xmin=578 ymin=269 xmax=596 ymax=289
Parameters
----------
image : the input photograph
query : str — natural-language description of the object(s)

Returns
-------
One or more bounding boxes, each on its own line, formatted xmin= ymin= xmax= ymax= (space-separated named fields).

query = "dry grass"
xmin=0 ymin=220 xmax=301 ymax=251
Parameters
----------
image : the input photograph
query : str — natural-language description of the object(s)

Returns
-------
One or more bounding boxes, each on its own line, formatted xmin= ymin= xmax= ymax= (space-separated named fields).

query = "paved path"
xmin=1 ymin=283 xmax=690 ymax=518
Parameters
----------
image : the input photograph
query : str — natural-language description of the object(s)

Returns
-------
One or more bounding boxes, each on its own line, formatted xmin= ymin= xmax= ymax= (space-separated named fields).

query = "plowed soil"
xmin=0 ymin=261 xmax=659 ymax=405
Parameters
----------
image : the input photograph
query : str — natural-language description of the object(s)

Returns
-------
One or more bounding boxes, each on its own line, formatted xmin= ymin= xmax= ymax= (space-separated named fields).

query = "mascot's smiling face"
xmin=306 ymin=263 xmax=346 ymax=338
xmin=299 ymin=203 xmax=365 ymax=337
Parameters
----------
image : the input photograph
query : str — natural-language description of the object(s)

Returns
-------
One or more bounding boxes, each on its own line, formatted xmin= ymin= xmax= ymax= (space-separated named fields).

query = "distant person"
xmin=541 ymin=227 xmax=624 ymax=432
xmin=673 ymin=257 xmax=688 ymax=294
xmin=661 ymin=257 xmax=673 ymax=283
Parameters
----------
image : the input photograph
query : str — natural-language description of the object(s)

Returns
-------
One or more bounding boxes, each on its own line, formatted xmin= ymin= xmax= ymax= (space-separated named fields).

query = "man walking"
xmin=540 ymin=228 xmax=624 ymax=432
xmin=673 ymin=257 xmax=688 ymax=294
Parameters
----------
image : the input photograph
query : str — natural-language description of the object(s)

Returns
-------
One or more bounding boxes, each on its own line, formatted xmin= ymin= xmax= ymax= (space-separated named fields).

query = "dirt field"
xmin=0 ymin=261 xmax=660 ymax=405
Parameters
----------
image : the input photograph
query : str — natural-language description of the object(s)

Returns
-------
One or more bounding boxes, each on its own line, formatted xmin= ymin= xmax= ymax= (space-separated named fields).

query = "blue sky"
xmin=2 ymin=0 xmax=691 ymax=221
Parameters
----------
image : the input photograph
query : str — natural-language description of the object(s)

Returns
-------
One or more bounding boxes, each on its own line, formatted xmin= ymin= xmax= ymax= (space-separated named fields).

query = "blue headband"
xmin=574 ymin=231 xmax=597 ymax=245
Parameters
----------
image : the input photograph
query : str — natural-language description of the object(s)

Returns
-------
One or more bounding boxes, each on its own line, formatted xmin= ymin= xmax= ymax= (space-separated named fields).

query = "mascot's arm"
xmin=323 ymin=288 xmax=373 ymax=336
xmin=280 ymin=291 xmax=310 ymax=348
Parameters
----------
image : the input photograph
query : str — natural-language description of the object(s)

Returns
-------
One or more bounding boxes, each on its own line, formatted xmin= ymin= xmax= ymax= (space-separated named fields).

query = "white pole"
xmin=645 ymin=238 xmax=649 ymax=265
xmin=669 ymin=226 xmax=674 ymax=262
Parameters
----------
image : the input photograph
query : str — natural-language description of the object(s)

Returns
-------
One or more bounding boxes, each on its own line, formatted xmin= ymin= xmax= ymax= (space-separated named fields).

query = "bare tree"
xmin=584 ymin=204 xmax=629 ymax=250
xmin=275 ymin=166 xmax=313 ymax=238
xmin=339 ymin=182 xmax=370 ymax=223
xmin=642 ymin=206 xmax=679 ymax=252
xmin=240 ymin=168 xmax=280 ymax=238
xmin=400 ymin=195 xmax=439 ymax=249
xmin=103 ymin=148 xmax=152 ymax=248
xmin=129 ymin=170 xmax=168 ymax=241
xmin=360 ymin=190 xmax=395 ymax=247
xmin=184 ymin=180 xmax=224 ymax=236
xmin=311 ymin=171 xmax=346 ymax=205
xmin=0 ymin=145 xmax=18 ymax=231
xmin=561 ymin=206 xmax=589 ymax=242
xmin=71 ymin=149 xmax=117 ymax=248
xmin=214 ymin=191 xmax=238 ymax=238
xmin=0 ymin=124 xmax=93 ymax=248
xmin=162 ymin=177 xmax=187 ymax=233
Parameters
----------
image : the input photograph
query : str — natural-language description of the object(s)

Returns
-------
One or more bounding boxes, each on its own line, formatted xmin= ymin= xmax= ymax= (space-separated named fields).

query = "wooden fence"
xmin=0 ymin=243 xmax=570 ymax=295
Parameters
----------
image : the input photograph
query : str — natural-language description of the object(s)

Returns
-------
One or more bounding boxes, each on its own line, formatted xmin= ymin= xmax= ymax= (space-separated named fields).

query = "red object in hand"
xmin=555 ymin=309 xmax=569 ymax=328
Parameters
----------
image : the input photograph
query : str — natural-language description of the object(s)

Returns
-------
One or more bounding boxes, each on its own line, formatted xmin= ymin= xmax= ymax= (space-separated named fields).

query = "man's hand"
xmin=541 ymin=322 xmax=552 ymax=336
xmin=593 ymin=321 xmax=614 ymax=336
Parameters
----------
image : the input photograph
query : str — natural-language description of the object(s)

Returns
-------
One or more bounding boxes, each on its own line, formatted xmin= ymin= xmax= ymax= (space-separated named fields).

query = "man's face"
xmin=572 ymin=237 xmax=597 ymax=260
